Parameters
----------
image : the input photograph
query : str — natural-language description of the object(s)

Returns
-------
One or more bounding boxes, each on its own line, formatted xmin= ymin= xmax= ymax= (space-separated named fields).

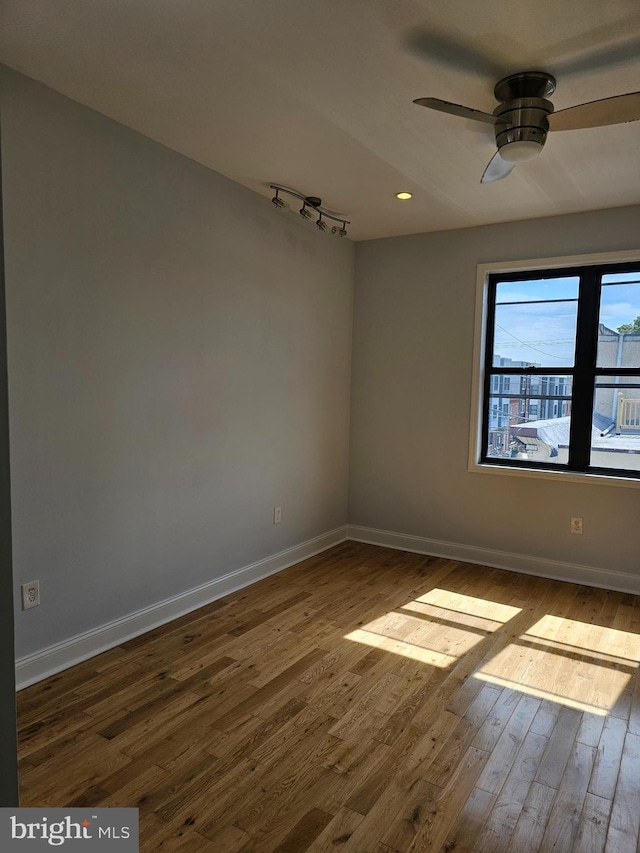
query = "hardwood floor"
xmin=17 ymin=542 xmax=640 ymax=852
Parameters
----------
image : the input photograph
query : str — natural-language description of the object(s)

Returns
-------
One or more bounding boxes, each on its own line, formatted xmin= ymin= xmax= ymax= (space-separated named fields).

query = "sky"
xmin=493 ymin=273 xmax=640 ymax=366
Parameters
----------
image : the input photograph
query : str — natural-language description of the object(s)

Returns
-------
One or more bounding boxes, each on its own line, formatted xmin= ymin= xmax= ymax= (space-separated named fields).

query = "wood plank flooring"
xmin=17 ymin=542 xmax=640 ymax=852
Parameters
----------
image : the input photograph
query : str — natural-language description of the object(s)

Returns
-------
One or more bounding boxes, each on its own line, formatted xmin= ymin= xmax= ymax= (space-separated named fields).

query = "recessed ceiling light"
xmin=395 ymin=192 xmax=413 ymax=200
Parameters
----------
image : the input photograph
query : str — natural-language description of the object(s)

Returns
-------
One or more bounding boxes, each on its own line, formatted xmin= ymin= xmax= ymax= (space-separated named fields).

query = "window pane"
xmin=591 ymin=375 xmax=640 ymax=470
xmin=493 ymin=291 xmax=578 ymax=368
xmin=601 ymin=272 xmax=640 ymax=284
xmin=495 ymin=277 xmax=579 ymax=304
xmin=597 ymin=279 xmax=640 ymax=368
xmin=488 ymin=374 xmax=573 ymax=402
xmin=486 ymin=375 xmax=573 ymax=464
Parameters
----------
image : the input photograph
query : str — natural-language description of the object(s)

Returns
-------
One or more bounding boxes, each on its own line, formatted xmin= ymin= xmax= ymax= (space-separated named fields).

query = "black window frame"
xmin=480 ymin=259 xmax=640 ymax=479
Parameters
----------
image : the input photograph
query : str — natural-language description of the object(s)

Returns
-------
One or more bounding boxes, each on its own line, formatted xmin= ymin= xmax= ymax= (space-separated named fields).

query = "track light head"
xmin=272 ymin=191 xmax=288 ymax=210
xmin=332 ymin=223 xmax=348 ymax=237
xmin=302 ymin=196 xmax=322 ymax=221
xmin=316 ymin=215 xmax=328 ymax=232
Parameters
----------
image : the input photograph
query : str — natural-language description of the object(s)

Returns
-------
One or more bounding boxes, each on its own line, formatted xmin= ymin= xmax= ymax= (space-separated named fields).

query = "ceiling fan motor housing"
xmin=494 ymin=97 xmax=554 ymax=160
xmin=492 ymin=72 xmax=556 ymax=162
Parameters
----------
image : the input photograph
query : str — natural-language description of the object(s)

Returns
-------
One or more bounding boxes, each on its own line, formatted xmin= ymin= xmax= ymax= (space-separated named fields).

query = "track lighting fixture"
xmin=269 ymin=185 xmax=350 ymax=237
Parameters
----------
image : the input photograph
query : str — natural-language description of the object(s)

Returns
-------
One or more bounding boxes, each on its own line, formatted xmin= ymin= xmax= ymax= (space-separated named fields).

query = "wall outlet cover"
xmin=21 ymin=580 xmax=40 ymax=610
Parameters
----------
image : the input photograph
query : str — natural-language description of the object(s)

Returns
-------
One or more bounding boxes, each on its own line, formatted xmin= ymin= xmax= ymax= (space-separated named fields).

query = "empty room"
xmin=1 ymin=2 xmax=640 ymax=851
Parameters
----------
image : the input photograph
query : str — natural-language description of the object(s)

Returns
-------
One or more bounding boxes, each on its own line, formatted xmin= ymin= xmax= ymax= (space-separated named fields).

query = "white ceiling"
xmin=2 ymin=0 xmax=640 ymax=240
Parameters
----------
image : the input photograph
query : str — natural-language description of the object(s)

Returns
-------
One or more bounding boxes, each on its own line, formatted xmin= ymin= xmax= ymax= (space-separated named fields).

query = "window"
xmin=473 ymin=254 xmax=640 ymax=482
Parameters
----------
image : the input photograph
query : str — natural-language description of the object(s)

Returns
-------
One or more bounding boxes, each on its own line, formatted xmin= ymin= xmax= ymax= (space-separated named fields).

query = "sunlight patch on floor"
xmin=476 ymin=614 xmax=640 ymax=714
xmin=473 ymin=671 xmax=609 ymax=715
xmin=526 ymin=614 xmax=640 ymax=663
xmin=343 ymin=588 xmax=640 ymax=716
xmin=344 ymin=589 xmax=522 ymax=667
xmin=344 ymin=628 xmax=457 ymax=667
xmin=412 ymin=589 xmax=522 ymax=625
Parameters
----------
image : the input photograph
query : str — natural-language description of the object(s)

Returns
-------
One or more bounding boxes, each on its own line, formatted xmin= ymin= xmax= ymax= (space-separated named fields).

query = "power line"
xmin=495 ymin=323 xmax=572 ymax=362
xmin=496 ymin=338 xmax=574 ymax=347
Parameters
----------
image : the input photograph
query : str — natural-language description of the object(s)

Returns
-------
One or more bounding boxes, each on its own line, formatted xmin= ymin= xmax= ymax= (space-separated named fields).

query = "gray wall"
xmin=0 ymin=94 xmax=19 ymax=804
xmin=351 ymin=207 xmax=640 ymax=574
xmin=1 ymin=68 xmax=353 ymax=658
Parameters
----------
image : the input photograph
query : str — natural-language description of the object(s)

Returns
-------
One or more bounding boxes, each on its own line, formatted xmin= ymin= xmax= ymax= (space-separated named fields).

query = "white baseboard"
xmin=18 ymin=523 xmax=638 ymax=690
xmin=348 ymin=524 xmax=640 ymax=596
xmin=16 ymin=526 xmax=348 ymax=690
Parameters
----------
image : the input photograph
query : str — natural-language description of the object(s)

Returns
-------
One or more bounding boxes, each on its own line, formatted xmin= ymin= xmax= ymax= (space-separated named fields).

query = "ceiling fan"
xmin=414 ymin=71 xmax=640 ymax=183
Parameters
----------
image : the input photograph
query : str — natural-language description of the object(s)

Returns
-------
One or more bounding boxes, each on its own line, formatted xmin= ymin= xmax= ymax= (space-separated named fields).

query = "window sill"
xmin=469 ymin=460 xmax=640 ymax=489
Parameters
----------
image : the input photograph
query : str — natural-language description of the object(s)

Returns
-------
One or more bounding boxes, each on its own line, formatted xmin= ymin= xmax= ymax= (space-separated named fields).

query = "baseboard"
xmin=19 ymin=523 xmax=638 ymax=690
xmin=15 ymin=525 xmax=348 ymax=690
xmin=348 ymin=524 xmax=640 ymax=596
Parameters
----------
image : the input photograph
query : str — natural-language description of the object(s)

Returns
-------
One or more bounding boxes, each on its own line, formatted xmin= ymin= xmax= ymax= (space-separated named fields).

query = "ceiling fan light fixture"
xmin=415 ymin=69 xmax=640 ymax=183
xmin=499 ymin=139 xmax=544 ymax=163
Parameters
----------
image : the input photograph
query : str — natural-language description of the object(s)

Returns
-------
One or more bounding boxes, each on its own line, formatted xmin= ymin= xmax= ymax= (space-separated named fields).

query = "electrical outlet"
xmin=273 ymin=506 xmax=282 ymax=525
xmin=21 ymin=580 xmax=40 ymax=610
xmin=570 ymin=517 xmax=583 ymax=535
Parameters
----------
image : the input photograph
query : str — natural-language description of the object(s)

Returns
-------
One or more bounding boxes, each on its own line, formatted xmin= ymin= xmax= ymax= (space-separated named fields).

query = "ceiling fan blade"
xmin=548 ymin=92 xmax=640 ymax=131
xmin=413 ymin=98 xmax=497 ymax=125
xmin=481 ymin=151 xmax=515 ymax=184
